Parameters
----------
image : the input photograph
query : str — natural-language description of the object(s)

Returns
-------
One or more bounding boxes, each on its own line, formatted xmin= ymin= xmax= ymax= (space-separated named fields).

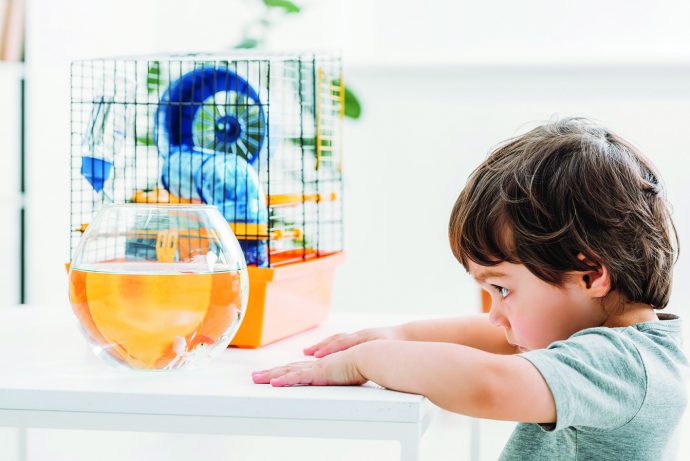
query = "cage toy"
xmin=70 ymin=52 xmax=345 ymax=347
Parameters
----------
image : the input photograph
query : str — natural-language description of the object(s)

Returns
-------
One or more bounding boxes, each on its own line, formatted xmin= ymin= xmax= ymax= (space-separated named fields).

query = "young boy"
xmin=252 ymin=118 xmax=689 ymax=459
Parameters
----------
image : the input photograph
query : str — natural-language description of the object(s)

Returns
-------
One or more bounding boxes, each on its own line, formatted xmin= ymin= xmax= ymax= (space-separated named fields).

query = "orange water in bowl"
xmin=69 ymin=262 xmax=244 ymax=369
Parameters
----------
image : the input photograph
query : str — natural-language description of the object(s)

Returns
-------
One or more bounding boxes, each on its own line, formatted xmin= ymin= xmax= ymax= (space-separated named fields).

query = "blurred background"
xmin=1 ymin=0 xmax=689 ymax=459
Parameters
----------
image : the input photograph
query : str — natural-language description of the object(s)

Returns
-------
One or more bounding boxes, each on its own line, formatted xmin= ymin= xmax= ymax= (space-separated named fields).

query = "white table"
xmin=0 ymin=305 xmax=440 ymax=461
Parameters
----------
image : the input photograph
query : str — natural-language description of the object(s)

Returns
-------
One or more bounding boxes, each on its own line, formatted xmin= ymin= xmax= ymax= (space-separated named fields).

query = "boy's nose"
xmin=488 ymin=303 xmax=510 ymax=328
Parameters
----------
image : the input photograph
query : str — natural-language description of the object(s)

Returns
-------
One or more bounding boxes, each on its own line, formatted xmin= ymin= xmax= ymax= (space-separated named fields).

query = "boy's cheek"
xmin=510 ymin=312 xmax=553 ymax=350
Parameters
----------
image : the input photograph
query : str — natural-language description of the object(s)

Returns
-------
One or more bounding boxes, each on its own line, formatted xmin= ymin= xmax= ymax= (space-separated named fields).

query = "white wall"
xmin=335 ymin=64 xmax=690 ymax=317
xmin=154 ymin=0 xmax=690 ymax=65
xmin=363 ymin=0 xmax=690 ymax=65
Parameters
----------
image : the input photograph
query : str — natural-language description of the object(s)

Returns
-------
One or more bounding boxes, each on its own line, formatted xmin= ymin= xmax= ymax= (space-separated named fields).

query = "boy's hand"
xmin=303 ymin=326 xmax=403 ymax=358
xmin=252 ymin=349 xmax=367 ymax=387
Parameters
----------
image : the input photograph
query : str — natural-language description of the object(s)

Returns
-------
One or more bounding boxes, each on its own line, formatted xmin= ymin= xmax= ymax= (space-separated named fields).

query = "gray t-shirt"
xmin=499 ymin=314 xmax=689 ymax=461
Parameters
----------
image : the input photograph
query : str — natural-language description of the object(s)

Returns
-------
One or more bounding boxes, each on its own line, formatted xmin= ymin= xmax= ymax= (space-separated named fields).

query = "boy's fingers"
xmin=304 ymin=328 xmax=376 ymax=356
xmin=251 ymin=365 xmax=292 ymax=383
xmin=303 ymin=346 xmax=321 ymax=355
xmin=313 ymin=341 xmax=348 ymax=358
xmin=303 ymin=340 xmax=331 ymax=355
xmin=271 ymin=370 xmax=311 ymax=387
xmin=303 ymin=334 xmax=343 ymax=355
xmin=251 ymin=367 xmax=281 ymax=383
xmin=252 ymin=372 xmax=271 ymax=384
xmin=302 ymin=343 xmax=319 ymax=354
xmin=313 ymin=343 xmax=336 ymax=358
xmin=252 ymin=361 xmax=315 ymax=384
xmin=315 ymin=334 xmax=367 ymax=357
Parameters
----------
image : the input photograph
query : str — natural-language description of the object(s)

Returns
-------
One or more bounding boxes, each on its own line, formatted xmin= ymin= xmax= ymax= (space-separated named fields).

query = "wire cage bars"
xmin=70 ymin=52 xmax=345 ymax=268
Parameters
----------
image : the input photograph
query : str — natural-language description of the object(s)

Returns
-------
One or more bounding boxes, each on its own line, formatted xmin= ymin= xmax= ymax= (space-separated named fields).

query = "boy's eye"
xmin=492 ymin=285 xmax=510 ymax=298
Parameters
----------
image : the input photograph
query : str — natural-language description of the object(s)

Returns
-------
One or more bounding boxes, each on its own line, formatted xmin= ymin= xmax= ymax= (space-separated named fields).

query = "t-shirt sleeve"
xmin=518 ymin=329 xmax=647 ymax=432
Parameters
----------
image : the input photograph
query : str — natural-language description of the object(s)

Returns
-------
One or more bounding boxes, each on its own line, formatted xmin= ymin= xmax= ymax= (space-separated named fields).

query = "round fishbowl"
xmin=68 ymin=204 xmax=248 ymax=370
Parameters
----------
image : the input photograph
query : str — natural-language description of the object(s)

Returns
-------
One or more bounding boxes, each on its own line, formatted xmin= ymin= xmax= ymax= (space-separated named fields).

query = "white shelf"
xmin=0 ymin=62 xmax=23 ymax=307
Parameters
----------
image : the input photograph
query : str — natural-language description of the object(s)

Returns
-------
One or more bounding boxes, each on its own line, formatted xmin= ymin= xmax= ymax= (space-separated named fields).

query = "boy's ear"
xmin=576 ymin=253 xmax=611 ymax=298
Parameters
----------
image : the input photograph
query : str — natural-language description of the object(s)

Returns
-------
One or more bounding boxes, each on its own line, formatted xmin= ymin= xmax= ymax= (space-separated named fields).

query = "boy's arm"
xmin=398 ymin=314 xmax=519 ymax=355
xmin=353 ymin=340 xmax=555 ymax=422
xmin=255 ymin=339 xmax=555 ymax=423
xmin=305 ymin=314 xmax=518 ymax=358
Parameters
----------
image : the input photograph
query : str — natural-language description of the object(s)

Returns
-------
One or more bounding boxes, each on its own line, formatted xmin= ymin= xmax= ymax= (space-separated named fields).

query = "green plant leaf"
xmin=136 ymin=134 xmax=156 ymax=146
xmin=288 ymin=136 xmax=316 ymax=147
xmin=235 ymin=37 xmax=260 ymax=49
xmin=146 ymin=61 xmax=161 ymax=94
xmin=263 ymin=0 xmax=301 ymax=13
xmin=343 ymin=85 xmax=362 ymax=119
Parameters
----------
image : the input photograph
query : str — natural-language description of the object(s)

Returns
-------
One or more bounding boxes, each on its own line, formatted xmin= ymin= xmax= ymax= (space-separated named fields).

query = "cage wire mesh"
xmin=70 ymin=52 xmax=345 ymax=268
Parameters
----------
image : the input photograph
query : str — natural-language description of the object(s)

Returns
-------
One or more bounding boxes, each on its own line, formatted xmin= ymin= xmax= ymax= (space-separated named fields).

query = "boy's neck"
xmin=602 ymin=302 xmax=659 ymax=328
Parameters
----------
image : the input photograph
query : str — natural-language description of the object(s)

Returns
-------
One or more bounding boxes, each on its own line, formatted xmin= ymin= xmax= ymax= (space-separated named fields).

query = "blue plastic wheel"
xmin=155 ymin=67 xmax=266 ymax=165
xmin=160 ymin=147 xmax=269 ymax=266
xmin=197 ymin=153 xmax=269 ymax=267
xmin=197 ymin=153 xmax=268 ymax=222
xmin=160 ymin=147 xmax=211 ymax=201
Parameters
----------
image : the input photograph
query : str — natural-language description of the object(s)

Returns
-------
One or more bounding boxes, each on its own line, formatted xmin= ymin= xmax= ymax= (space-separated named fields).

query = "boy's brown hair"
xmin=449 ymin=118 xmax=679 ymax=308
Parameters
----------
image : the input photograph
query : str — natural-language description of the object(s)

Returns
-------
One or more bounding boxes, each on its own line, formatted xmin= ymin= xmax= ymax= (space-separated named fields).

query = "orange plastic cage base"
xmin=231 ymin=252 xmax=344 ymax=348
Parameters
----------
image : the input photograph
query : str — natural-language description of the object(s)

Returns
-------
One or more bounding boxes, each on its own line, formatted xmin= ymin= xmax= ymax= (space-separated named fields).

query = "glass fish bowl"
xmin=68 ymin=204 xmax=248 ymax=370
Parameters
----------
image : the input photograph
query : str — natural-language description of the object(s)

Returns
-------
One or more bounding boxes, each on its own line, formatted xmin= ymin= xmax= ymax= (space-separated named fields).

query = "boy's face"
xmin=468 ymin=260 xmax=607 ymax=351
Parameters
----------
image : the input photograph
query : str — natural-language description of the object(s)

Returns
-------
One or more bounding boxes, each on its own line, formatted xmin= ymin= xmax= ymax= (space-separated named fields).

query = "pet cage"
xmin=70 ymin=52 xmax=345 ymax=347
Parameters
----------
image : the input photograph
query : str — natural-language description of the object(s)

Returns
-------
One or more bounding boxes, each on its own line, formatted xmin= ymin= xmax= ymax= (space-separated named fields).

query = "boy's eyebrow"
xmin=472 ymin=270 xmax=508 ymax=282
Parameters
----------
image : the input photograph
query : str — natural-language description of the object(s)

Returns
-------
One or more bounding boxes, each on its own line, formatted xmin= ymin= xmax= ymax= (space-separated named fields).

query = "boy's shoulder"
xmin=567 ymin=313 xmax=686 ymax=366
xmin=499 ymin=314 xmax=689 ymax=461
xmin=516 ymin=313 xmax=688 ymax=432
xmin=542 ymin=313 xmax=687 ymax=393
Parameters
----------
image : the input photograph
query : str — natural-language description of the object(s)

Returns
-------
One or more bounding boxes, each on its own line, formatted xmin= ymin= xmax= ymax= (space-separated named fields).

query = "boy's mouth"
xmin=508 ymin=338 xmax=528 ymax=352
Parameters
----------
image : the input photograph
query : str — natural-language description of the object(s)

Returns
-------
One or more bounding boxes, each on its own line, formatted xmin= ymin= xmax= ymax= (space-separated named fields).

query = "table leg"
xmin=17 ymin=427 xmax=27 ymax=461
xmin=399 ymin=425 xmax=421 ymax=461
xmin=469 ymin=418 xmax=480 ymax=461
